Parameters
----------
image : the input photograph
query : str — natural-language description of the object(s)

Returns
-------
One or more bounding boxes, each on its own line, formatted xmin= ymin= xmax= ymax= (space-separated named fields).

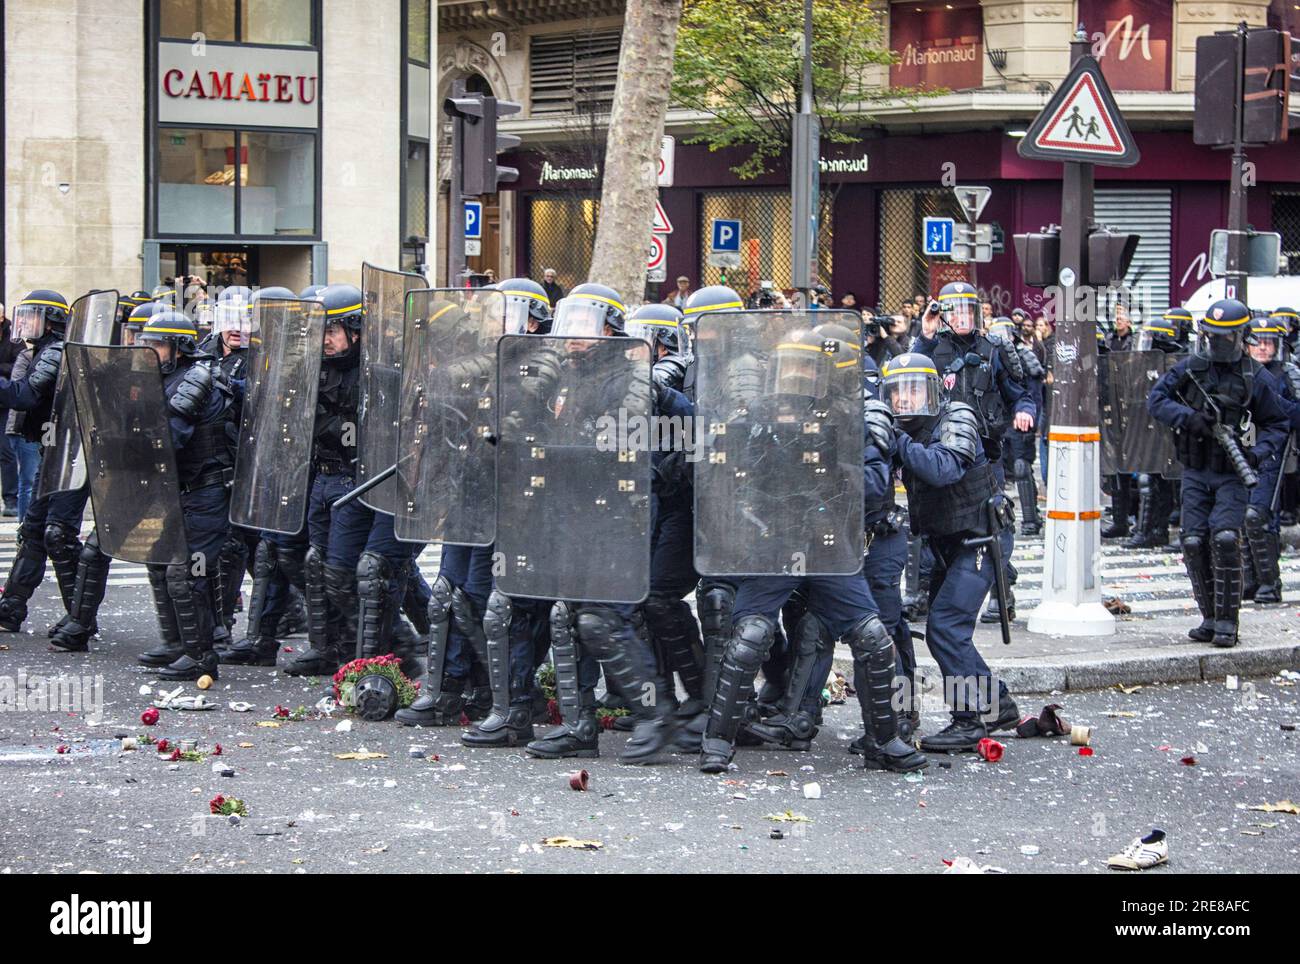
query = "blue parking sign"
xmin=464 ymin=201 xmax=483 ymax=240
xmin=922 ymin=217 xmax=954 ymax=257
xmin=711 ymin=218 xmax=742 ymax=253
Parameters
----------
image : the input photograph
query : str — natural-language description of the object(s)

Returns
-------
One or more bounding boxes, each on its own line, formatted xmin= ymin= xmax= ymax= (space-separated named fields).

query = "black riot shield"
xmin=694 ymin=310 xmax=865 ymax=576
xmin=62 ymin=344 xmax=187 ymax=565
xmin=35 ymin=290 xmax=119 ymax=499
xmin=395 ymin=288 xmax=506 ymax=545
xmin=1101 ymin=351 xmax=1181 ymax=477
xmin=229 ymin=298 xmax=325 ymax=534
xmin=357 ymin=263 xmax=426 ymax=514
xmin=494 ymin=335 xmax=652 ymax=603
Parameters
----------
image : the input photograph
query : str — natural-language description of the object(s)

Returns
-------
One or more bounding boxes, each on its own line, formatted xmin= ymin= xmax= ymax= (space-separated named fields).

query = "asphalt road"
xmin=1 ymin=581 xmax=1297 ymax=874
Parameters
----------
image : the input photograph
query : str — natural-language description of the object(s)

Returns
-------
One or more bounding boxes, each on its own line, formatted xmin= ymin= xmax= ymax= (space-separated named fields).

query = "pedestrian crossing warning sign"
xmin=1018 ymin=55 xmax=1140 ymax=167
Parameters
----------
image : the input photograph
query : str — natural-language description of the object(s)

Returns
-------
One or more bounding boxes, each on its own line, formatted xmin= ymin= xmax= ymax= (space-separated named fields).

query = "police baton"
xmin=962 ymin=497 xmax=1013 ymax=646
xmin=331 ymin=462 xmax=397 ymax=510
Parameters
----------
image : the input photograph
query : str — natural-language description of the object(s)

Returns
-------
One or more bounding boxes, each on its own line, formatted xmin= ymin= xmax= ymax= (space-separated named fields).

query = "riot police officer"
xmin=0 ymin=290 xmax=89 ymax=636
xmin=1124 ymin=308 xmax=1193 ymax=550
xmin=988 ymin=315 xmax=1045 ymax=536
xmin=134 ymin=310 xmax=238 ymax=680
xmin=523 ymin=283 xmax=686 ymax=764
xmin=1241 ymin=314 xmax=1297 ymax=605
xmin=1148 ymin=299 xmax=1290 ymax=647
xmin=910 ymin=281 xmax=1033 ymax=624
xmin=883 ymin=353 xmax=1021 ymax=751
xmin=1270 ymin=307 xmax=1300 ymax=526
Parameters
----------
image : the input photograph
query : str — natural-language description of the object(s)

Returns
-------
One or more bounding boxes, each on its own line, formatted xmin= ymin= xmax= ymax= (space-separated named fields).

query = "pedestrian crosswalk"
xmin=0 ymin=523 xmax=1296 ymax=618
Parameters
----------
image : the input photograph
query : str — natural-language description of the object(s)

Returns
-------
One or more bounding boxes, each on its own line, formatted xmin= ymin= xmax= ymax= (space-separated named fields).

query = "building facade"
xmin=438 ymin=0 xmax=1300 ymax=316
xmin=3 ymin=0 xmax=438 ymax=305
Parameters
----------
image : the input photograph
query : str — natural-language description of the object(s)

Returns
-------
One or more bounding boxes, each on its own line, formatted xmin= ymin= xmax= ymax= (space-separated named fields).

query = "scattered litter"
xmin=236 ymin=742 xmax=254 ymax=749
xmin=1106 ymin=828 xmax=1168 ymax=870
xmin=1225 ymin=675 xmax=1239 ymax=691
xmin=905 ymin=771 xmax=925 ymax=783
xmin=764 ymin=810 xmax=812 ymax=823
xmin=1241 ymin=830 xmax=1264 ymax=836
xmin=1016 ymin=704 xmax=1069 ymax=738
xmin=256 ymin=721 xmax=282 ymax=728
xmin=228 ymin=702 xmax=254 ymax=713
xmin=944 ymin=857 xmax=1006 ymax=874
xmin=383 ymin=779 xmax=397 ymax=789
xmin=1019 ymin=845 xmax=1040 ymax=856
xmin=769 ymin=829 xmax=784 ymax=840
xmin=541 ymin=837 xmax=602 ymax=850
xmin=1282 ymin=723 xmax=1296 ymax=732
xmin=802 ymin=782 xmax=821 ymax=800
xmin=334 ymin=751 xmax=387 ymax=761
xmin=976 ymin=738 xmax=1004 ymax=762
xmin=335 ymin=719 xmax=353 ymax=732
xmin=140 ymin=708 xmax=159 ymax=727
xmin=1115 ymin=684 xmax=1143 ymax=695
xmin=408 ymin=746 xmax=427 ymax=759
xmin=663 ymin=822 xmax=684 ymax=832
xmin=120 ymin=737 xmax=138 ymax=751
xmin=137 ymin=685 xmax=151 ymax=696
xmin=196 ymin=675 xmax=214 ymax=690
xmin=1078 ymin=747 xmax=1094 ymax=757
xmin=569 ymin=770 xmax=589 ymax=791
xmin=1180 ymin=756 xmax=1197 ymax=766
xmin=1069 ymin=725 xmax=1093 ymax=747
xmin=766 ymin=770 xmax=787 ymax=777
xmin=1105 ymin=711 xmax=1138 ymax=719
xmin=1245 ymin=800 xmax=1299 ymax=815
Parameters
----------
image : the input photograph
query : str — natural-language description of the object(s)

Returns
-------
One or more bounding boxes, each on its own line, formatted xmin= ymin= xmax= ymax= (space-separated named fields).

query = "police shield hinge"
xmin=618 ymin=480 xmax=636 ymax=492
xmin=802 ymin=421 xmax=822 ymax=434
xmin=709 ymin=451 xmax=727 ymax=464
xmin=618 ymin=450 xmax=636 ymax=462
xmin=530 ymin=475 xmax=545 ymax=488
xmin=530 ymin=446 xmax=545 ymax=459
xmin=802 ymin=451 xmax=821 ymax=464
xmin=710 ymin=422 xmax=727 ymax=435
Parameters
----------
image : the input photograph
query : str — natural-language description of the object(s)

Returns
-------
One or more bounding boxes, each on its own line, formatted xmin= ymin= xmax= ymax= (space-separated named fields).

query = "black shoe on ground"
xmin=1187 ymin=619 xmax=1215 ymax=643
xmin=462 ymin=706 xmax=534 ymax=748
xmin=282 ymin=646 xmax=341 ymax=677
xmin=618 ymin=716 xmax=676 ymax=764
xmin=747 ymin=710 xmax=818 ymax=750
xmin=395 ymin=691 xmax=466 ymax=727
xmin=919 ymin=716 xmax=988 ymax=753
xmin=698 ymin=736 xmax=734 ymax=774
xmin=1254 ymin=581 xmax=1283 ymax=605
xmin=1211 ymin=621 xmax=1238 ymax=649
xmin=218 ymin=636 xmax=280 ymax=667
xmin=48 ymin=620 xmax=93 ymax=653
xmin=157 ymin=652 xmax=219 ymax=682
xmin=983 ymin=697 xmax=1020 ymax=733
xmin=1101 ymin=520 xmax=1130 ymax=539
xmin=861 ymin=736 xmax=929 ymax=773
xmin=137 ymin=642 xmax=183 ymax=668
xmin=525 ymin=718 xmax=599 ymax=759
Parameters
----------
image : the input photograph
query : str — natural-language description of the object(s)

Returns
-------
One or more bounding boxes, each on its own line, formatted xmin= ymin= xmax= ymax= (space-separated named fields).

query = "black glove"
xmin=168 ymin=362 xmax=215 ymax=422
xmin=27 ymin=343 xmax=64 ymax=395
xmin=863 ymin=399 xmax=895 ymax=455
xmin=1185 ymin=412 xmax=1215 ymax=438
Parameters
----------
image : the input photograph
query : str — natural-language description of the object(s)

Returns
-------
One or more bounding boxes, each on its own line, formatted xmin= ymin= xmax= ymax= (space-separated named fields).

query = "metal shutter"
xmin=1095 ymin=187 xmax=1172 ymax=318
xmin=529 ymin=30 xmax=622 ymax=116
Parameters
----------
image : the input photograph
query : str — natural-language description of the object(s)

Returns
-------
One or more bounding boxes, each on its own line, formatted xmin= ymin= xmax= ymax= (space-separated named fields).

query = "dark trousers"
xmin=1181 ymin=469 xmax=1248 ymax=537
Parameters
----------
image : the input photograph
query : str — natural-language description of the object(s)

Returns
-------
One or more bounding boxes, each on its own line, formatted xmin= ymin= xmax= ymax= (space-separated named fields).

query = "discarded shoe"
xmin=1106 ymin=828 xmax=1168 ymax=870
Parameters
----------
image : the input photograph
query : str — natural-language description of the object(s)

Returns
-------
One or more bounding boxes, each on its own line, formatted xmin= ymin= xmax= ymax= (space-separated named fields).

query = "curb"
xmin=832 ymin=643 xmax=1300 ymax=694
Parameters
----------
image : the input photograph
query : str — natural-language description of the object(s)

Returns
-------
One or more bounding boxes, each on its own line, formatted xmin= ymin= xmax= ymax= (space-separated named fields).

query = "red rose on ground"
xmin=209 ymin=795 xmax=225 ymax=814
xmin=274 ymin=705 xmax=290 ymax=718
xmin=56 ymin=745 xmax=69 ymax=754
xmin=546 ymin=699 xmax=562 ymax=725
xmin=976 ymin=738 xmax=1004 ymax=762
xmin=213 ymin=744 xmax=223 ymax=756
xmin=140 ymin=708 xmax=159 ymax=726
xmin=155 ymin=739 xmax=171 ymax=754
xmin=168 ymin=749 xmax=182 ymax=762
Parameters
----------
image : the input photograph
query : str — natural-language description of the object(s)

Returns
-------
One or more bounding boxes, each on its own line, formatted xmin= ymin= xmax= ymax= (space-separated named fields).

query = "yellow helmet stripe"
xmin=327 ymin=302 xmax=363 ymax=315
xmin=574 ymin=292 xmax=626 ymax=312
xmin=776 ymin=342 xmax=834 ymax=354
xmin=1144 ymin=326 xmax=1176 ymax=336
xmin=427 ymin=303 xmax=459 ymax=324
xmin=19 ymin=298 xmax=69 ymax=310
xmin=683 ymin=300 xmax=743 ymax=314
xmin=145 ymin=326 xmax=198 ymax=336
xmin=501 ymin=289 xmax=550 ymax=305
xmin=940 ymin=292 xmax=979 ymax=300
xmin=1252 ymin=324 xmax=1286 ymax=334
xmin=631 ymin=319 xmax=680 ymax=329
xmin=883 ymin=365 xmax=939 ymax=376
xmin=1201 ymin=313 xmax=1249 ymax=327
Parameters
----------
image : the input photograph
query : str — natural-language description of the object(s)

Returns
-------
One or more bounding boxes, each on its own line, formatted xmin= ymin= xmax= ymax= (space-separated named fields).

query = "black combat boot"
xmin=463 ymin=591 xmax=535 ymax=747
xmin=138 ymin=565 xmax=186 ymax=667
xmin=1210 ymin=529 xmax=1242 ymax=648
xmin=282 ymin=547 xmax=344 ymax=676
xmin=699 ymin=615 xmax=775 ymax=773
xmin=1181 ymin=534 xmax=1216 ymax=642
xmin=157 ymin=568 xmax=219 ymax=682
xmin=49 ymin=533 xmax=111 ymax=653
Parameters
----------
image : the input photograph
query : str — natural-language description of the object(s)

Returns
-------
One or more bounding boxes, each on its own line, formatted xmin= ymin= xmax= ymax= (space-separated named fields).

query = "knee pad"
xmin=643 ymin=592 xmax=675 ymax=623
xmin=43 ymin=522 xmax=80 ymax=562
xmin=1181 ymin=533 xmax=1204 ymax=555
xmin=428 ymin=574 xmax=453 ymax=625
xmin=164 ymin=563 xmax=192 ymax=600
xmin=78 ymin=531 xmax=110 ymax=568
xmin=252 ymin=540 xmax=275 ymax=580
xmin=277 ymin=545 xmax=306 ymax=590
xmin=356 ymin=551 xmax=394 ymax=601
xmin=483 ymin=590 xmax=513 ymax=641
xmin=1243 ymin=506 xmax=1267 ymax=532
xmin=844 ymin=614 xmax=891 ymax=660
xmin=575 ymin=607 xmax=624 ymax=659
xmin=1212 ymin=529 xmax=1239 ymax=554
xmin=698 ymin=583 xmax=735 ymax=636
xmin=1013 ymin=459 xmax=1028 ymax=481
xmin=304 ymin=544 xmax=325 ymax=586
xmin=549 ymin=601 xmax=575 ymax=641
xmin=728 ymin=615 xmax=776 ymax=674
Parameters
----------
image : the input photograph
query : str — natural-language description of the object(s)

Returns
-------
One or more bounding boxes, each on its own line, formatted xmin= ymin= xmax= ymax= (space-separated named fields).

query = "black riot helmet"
xmin=764 ymin=328 xmax=837 ymax=400
xmin=881 ymin=352 xmax=943 ymax=436
xmin=136 ymin=309 xmax=200 ymax=374
xmin=627 ymin=303 xmax=686 ymax=355
xmin=11 ymin=289 xmax=70 ymax=343
xmin=1195 ymin=298 xmax=1251 ymax=364
xmin=1269 ymin=306 xmax=1299 ymax=353
xmin=812 ymin=321 xmax=863 ymax=395
xmin=985 ymin=315 xmax=1019 ymax=348
xmin=552 ymin=283 xmax=627 ymax=338
xmin=497 ymin=277 xmax=552 ymax=334
xmin=936 ymin=281 xmax=979 ymax=337
xmin=213 ymin=285 xmax=254 ymax=342
xmin=319 ymin=283 xmax=364 ymax=366
xmin=116 ymin=290 xmax=152 ymax=326
xmin=683 ymin=284 xmax=744 ymax=318
xmin=1247 ymin=315 xmax=1286 ymax=365
xmin=299 ymin=283 xmax=326 ymax=300
xmin=123 ymin=301 xmax=163 ymax=346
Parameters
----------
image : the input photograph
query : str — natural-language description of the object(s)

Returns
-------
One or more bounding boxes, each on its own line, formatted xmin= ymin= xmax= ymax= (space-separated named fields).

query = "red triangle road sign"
xmin=1018 ymin=55 xmax=1140 ymax=167
xmin=652 ymin=198 xmax=674 ymax=234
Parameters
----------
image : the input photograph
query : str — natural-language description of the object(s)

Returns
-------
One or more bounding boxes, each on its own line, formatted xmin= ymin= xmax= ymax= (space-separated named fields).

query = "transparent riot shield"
xmin=35 ymin=290 xmax=119 ymax=499
xmin=1101 ymin=351 xmax=1180 ymax=477
xmin=229 ymin=298 xmax=325 ymax=534
xmin=494 ymin=335 xmax=652 ymax=603
xmin=395 ymin=288 xmax=506 ymax=545
xmin=693 ymin=310 xmax=865 ymax=576
xmin=63 ymin=344 xmax=187 ymax=565
xmin=357 ymin=263 xmax=426 ymax=514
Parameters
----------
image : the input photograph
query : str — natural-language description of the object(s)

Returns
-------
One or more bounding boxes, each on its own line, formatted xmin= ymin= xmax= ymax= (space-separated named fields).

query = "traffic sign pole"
xmin=1026 ymin=30 xmax=1116 ymax=638
xmin=1226 ymin=22 xmax=1248 ymax=305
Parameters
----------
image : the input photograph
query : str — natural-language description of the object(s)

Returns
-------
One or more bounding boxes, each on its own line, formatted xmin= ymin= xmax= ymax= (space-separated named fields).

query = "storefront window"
xmin=242 ymin=0 xmax=313 ymax=46
xmin=160 ymin=0 xmax=235 ymax=41
xmin=157 ymin=129 xmax=236 ymax=235
xmin=241 ymin=131 xmax=315 ymax=235
xmin=697 ymin=190 xmax=834 ymax=296
xmin=405 ymin=141 xmax=429 ymax=239
xmin=407 ymin=0 xmax=431 ymax=62
xmin=529 ymin=197 xmax=600 ymax=290
xmin=877 ymin=188 xmax=959 ymax=312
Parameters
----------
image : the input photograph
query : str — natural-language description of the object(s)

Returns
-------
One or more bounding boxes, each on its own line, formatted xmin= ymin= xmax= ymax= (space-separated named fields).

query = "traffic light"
xmin=952 ymin=223 xmax=993 ymax=263
xmin=1086 ymin=230 xmax=1139 ymax=286
xmin=1242 ymin=28 xmax=1290 ymax=145
xmin=1013 ymin=226 xmax=1060 ymax=288
xmin=444 ymin=92 xmax=522 ymax=196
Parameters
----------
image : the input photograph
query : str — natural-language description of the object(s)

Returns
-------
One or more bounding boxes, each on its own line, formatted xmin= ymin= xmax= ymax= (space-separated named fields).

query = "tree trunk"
xmin=587 ymin=0 xmax=683 ymax=304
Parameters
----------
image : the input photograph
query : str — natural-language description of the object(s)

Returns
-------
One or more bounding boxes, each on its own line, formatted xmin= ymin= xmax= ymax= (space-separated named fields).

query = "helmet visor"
xmin=213 ymin=301 xmax=252 ymax=338
xmin=1195 ymin=328 xmax=1244 ymax=364
xmin=552 ymin=297 xmax=607 ymax=339
xmin=765 ymin=343 xmax=830 ymax=399
xmin=627 ymin=319 xmax=684 ymax=355
xmin=1248 ymin=332 xmax=1282 ymax=363
xmin=11 ymin=304 xmax=47 ymax=343
xmin=1134 ymin=328 xmax=1155 ymax=352
xmin=943 ymin=303 xmax=977 ymax=335
xmin=883 ymin=369 xmax=941 ymax=419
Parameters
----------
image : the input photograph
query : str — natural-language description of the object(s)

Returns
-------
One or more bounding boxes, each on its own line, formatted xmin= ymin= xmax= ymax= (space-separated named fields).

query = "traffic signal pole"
xmin=1028 ymin=29 xmax=1116 ymax=637
xmin=446 ymin=80 xmax=467 ymax=286
xmin=1226 ymin=22 xmax=1249 ymax=305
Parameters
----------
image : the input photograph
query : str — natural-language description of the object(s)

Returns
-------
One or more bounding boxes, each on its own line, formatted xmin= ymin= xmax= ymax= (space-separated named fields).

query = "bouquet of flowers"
xmin=332 ymin=654 xmax=419 ymax=719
